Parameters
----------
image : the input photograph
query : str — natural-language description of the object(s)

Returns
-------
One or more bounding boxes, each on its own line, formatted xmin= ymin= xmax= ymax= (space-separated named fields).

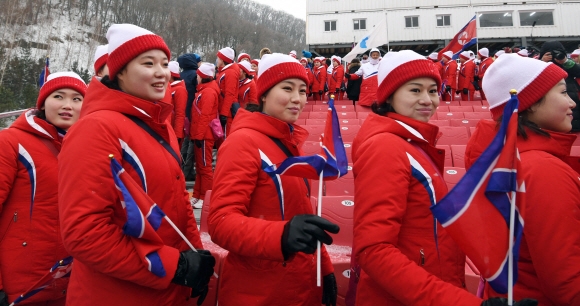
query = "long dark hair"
xmin=496 ymin=110 xmax=550 ymax=140
xmin=371 ymin=98 xmax=395 ymax=116
xmin=101 ymin=75 xmax=122 ymax=90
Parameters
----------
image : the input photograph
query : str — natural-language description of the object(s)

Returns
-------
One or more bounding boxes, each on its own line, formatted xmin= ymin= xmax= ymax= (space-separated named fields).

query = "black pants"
xmin=181 ymin=136 xmax=196 ymax=180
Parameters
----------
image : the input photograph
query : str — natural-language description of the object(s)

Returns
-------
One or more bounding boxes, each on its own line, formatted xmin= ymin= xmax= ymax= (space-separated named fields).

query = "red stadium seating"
xmin=312 ymin=105 xmax=330 ymax=112
xmin=449 ymin=119 xmax=480 ymax=128
xmin=449 ymin=106 xmax=473 ymax=113
xmin=437 ymin=106 xmax=450 ymax=112
xmin=573 ymin=133 xmax=580 ymax=146
xmin=321 ymin=196 xmax=354 ymax=246
xmin=436 ymin=145 xmax=452 ymax=167
xmin=472 ymin=105 xmax=490 ymax=112
xmin=335 ymin=105 xmax=356 ymax=112
xmin=339 ymin=119 xmax=360 ymax=126
xmin=303 ymin=125 xmax=325 ymax=141
xmin=309 ymin=112 xmax=327 ymax=119
xmin=294 ymin=119 xmax=306 ymax=126
xmin=481 ymin=100 xmax=490 ymax=107
xmin=450 ymin=145 xmax=466 ymax=168
xmin=469 ymin=126 xmax=477 ymax=137
xmin=572 ymin=146 xmax=580 ymax=156
xmin=464 ymin=112 xmax=492 ymax=120
xmin=340 ymin=125 xmax=361 ymax=143
xmin=315 ymin=100 xmax=329 ymax=105
xmin=343 ymin=143 xmax=352 ymax=162
xmin=302 ymin=105 xmax=313 ymax=112
xmin=430 ymin=120 xmax=450 ymax=127
xmin=302 ymin=141 xmax=321 ymax=155
xmin=357 ymin=112 xmax=370 ymax=120
xmin=443 ymin=167 xmax=466 ymax=190
xmin=306 ymin=118 xmax=327 ymax=125
xmin=459 ymin=100 xmax=482 ymax=106
xmin=436 ymin=112 xmax=464 ymax=120
xmin=437 ymin=126 xmax=470 ymax=145
xmin=336 ymin=112 xmax=358 ymax=119
xmin=355 ymin=105 xmax=372 ymax=112
xmin=325 ymin=171 xmax=354 ymax=196
xmin=298 ymin=111 xmax=309 ymax=120
xmin=440 ymin=100 xmax=460 ymax=106
xmin=465 ymin=259 xmax=481 ymax=295
xmin=334 ymin=100 xmax=353 ymax=106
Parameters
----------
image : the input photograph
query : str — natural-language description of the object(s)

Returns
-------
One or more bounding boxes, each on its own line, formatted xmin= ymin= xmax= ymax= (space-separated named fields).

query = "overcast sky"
xmin=252 ymin=0 xmax=307 ymax=20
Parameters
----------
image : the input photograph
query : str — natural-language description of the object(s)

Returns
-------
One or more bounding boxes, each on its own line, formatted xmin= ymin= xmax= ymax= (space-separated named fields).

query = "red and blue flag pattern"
xmin=110 ymin=156 xmax=167 ymax=278
xmin=438 ymin=15 xmax=477 ymax=60
xmin=431 ymin=93 xmax=524 ymax=294
xmin=263 ymin=97 xmax=348 ymax=180
xmin=38 ymin=57 xmax=50 ymax=87
xmin=10 ymin=257 xmax=73 ymax=305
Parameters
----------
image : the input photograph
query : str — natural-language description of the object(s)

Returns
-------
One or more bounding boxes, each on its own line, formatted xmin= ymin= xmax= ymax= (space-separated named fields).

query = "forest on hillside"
xmin=0 ymin=0 xmax=306 ymax=115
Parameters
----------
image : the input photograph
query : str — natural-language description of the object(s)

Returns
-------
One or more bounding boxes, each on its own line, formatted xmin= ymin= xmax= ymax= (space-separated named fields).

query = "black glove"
xmin=322 ymin=273 xmax=337 ymax=306
xmin=219 ymin=115 xmax=228 ymax=128
xmin=172 ymin=250 xmax=216 ymax=294
xmin=463 ymin=88 xmax=469 ymax=95
xmin=0 ymin=290 xmax=8 ymax=306
xmin=474 ymin=83 xmax=482 ymax=91
xmin=455 ymin=90 xmax=461 ymax=95
xmin=193 ymin=139 xmax=203 ymax=148
xmin=445 ymin=85 xmax=451 ymax=93
xmin=481 ymin=298 xmax=538 ymax=306
xmin=335 ymin=88 xmax=339 ymax=94
xmin=193 ymin=284 xmax=209 ymax=305
xmin=473 ymin=75 xmax=480 ymax=82
xmin=344 ymin=73 xmax=351 ymax=79
xmin=281 ymin=214 xmax=340 ymax=260
xmin=318 ymin=90 xmax=323 ymax=95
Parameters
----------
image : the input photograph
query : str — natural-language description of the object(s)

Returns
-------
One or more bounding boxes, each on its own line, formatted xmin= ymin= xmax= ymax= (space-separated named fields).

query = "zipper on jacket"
xmin=420 ymin=249 xmax=425 ymax=266
xmin=14 ymin=211 xmax=17 ymax=222
xmin=0 ymin=211 xmax=17 ymax=244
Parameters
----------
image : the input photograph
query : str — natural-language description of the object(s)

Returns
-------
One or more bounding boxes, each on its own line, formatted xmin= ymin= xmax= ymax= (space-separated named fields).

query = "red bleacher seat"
xmin=357 ymin=112 xmax=370 ymax=120
xmin=312 ymin=105 xmax=329 ymax=112
xmin=302 ymin=141 xmax=321 ymax=155
xmin=469 ymin=126 xmax=477 ymax=137
xmin=303 ymin=125 xmax=325 ymax=141
xmin=309 ymin=112 xmax=327 ymax=119
xmin=449 ymin=119 xmax=480 ymax=128
xmin=436 ymin=112 xmax=464 ymax=120
xmin=430 ymin=120 xmax=450 ymax=127
xmin=450 ymin=145 xmax=466 ymax=168
xmin=334 ymin=100 xmax=353 ymax=106
xmin=335 ymin=105 xmax=355 ymax=112
xmin=294 ymin=119 xmax=306 ymax=126
xmin=436 ymin=145 xmax=452 ymax=167
xmin=464 ymin=112 xmax=492 ymax=120
xmin=321 ymin=196 xmax=354 ymax=246
xmin=325 ymin=172 xmax=354 ymax=196
xmin=306 ymin=118 xmax=326 ymax=125
xmin=437 ymin=106 xmax=450 ymax=112
xmin=481 ymin=100 xmax=490 ymax=107
xmin=459 ymin=100 xmax=482 ymax=106
xmin=465 ymin=258 xmax=481 ymax=295
xmin=343 ymin=143 xmax=352 ymax=162
xmin=443 ymin=167 xmax=466 ymax=190
xmin=340 ymin=125 xmax=361 ymax=142
xmin=336 ymin=112 xmax=357 ymax=119
xmin=440 ymin=100 xmax=460 ymax=106
xmin=449 ymin=106 xmax=473 ymax=113
xmin=437 ymin=126 xmax=470 ymax=145
xmin=298 ymin=111 xmax=309 ymax=120
xmin=339 ymin=119 xmax=359 ymax=126
xmin=572 ymin=146 xmax=580 ymax=156
xmin=315 ymin=100 xmax=329 ymax=105
xmin=573 ymin=133 xmax=580 ymax=146
xmin=302 ymin=105 xmax=313 ymax=112
xmin=355 ymin=105 xmax=372 ymax=112
xmin=472 ymin=105 xmax=490 ymax=112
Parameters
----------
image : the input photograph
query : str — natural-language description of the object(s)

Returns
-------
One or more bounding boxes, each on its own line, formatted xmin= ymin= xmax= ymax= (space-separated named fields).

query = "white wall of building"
xmin=307 ymin=0 xmax=579 ymax=46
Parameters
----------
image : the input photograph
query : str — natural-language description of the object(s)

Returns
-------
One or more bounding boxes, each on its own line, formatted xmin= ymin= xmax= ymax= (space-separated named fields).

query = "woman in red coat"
xmin=313 ymin=57 xmax=327 ymax=101
xmin=466 ymin=54 xmax=580 ymax=306
xmin=352 ymin=50 xmax=509 ymax=305
xmin=300 ymin=57 xmax=314 ymax=96
xmin=168 ymin=61 xmax=187 ymax=146
xmin=330 ymin=56 xmax=345 ymax=100
xmin=0 ymin=72 xmax=86 ymax=306
xmin=237 ymin=61 xmax=258 ymax=109
xmin=58 ymin=24 xmax=215 ymax=306
xmin=189 ymin=63 xmax=220 ymax=209
xmin=208 ymin=53 xmax=339 ymax=306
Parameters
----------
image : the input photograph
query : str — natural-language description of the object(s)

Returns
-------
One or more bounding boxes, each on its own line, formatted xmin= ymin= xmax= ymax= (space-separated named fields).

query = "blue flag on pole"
xmin=38 ymin=57 xmax=50 ymax=87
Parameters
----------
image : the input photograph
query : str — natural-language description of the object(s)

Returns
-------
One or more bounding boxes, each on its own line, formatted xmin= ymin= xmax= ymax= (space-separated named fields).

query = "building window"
xmin=519 ymin=11 xmax=554 ymax=26
xmin=479 ymin=12 xmax=513 ymax=27
xmin=353 ymin=19 xmax=366 ymax=30
xmin=325 ymin=20 xmax=336 ymax=32
xmin=437 ymin=15 xmax=451 ymax=27
xmin=405 ymin=16 xmax=419 ymax=28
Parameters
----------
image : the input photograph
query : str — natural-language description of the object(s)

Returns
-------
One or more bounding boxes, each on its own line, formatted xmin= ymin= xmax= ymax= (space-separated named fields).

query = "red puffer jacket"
xmin=314 ymin=66 xmax=327 ymax=93
xmin=238 ymin=78 xmax=257 ymax=109
xmin=190 ymin=80 xmax=220 ymax=141
xmin=170 ymin=80 xmax=187 ymax=139
xmin=352 ymin=112 xmax=481 ymax=305
xmin=331 ymin=65 xmax=345 ymax=92
xmin=465 ymin=120 xmax=580 ymax=306
xmin=217 ymin=63 xmax=240 ymax=118
xmin=0 ymin=110 xmax=69 ymax=304
xmin=59 ymin=78 xmax=203 ymax=306
xmin=208 ymin=109 xmax=333 ymax=306
xmin=459 ymin=59 xmax=476 ymax=91
xmin=443 ymin=60 xmax=458 ymax=90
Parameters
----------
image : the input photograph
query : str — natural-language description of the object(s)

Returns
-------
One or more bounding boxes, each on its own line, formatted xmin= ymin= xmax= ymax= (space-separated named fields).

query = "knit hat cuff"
xmin=218 ymin=51 xmax=233 ymax=64
xmin=257 ymin=62 xmax=308 ymax=99
xmin=94 ymin=55 xmax=108 ymax=74
xmin=37 ymin=75 xmax=87 ymax=109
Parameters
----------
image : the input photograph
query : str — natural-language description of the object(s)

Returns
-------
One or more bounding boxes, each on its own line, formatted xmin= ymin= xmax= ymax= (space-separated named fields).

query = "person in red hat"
xmin=0 ymin=71 xmax=86 ymax=306
xmin=189 ymin=63 xmax=220 ymax=210
xmin=467 ymin=53 xmax=579 ymax=306
xmin=237 ymin=52 xmax=251 ymax=63
xmin=458 ymin=51 xmax=476 ymax=101
xmin=238 ymin=61 xmax=257 ymax=109
xmin=209 ymin=53 xmax=339 ymax=306
xmin=344 ymin=48 xmax=381 ymax=107
xmin=168 ymin=60 xmax=187 ymax=147
xmin=58 ymin=23 xmax=215 ymax=305
xmin=351 ymin=50 xmax=530 ymax=306
xmin=440 ymin=51 xmax=458 ymax=101
xmin=216 ymin=47 xmax=240 ymax=139
xmin=330 ymin=56 xmax=345 ymax=100
xmin=300 ymin=57 xmax=314 ymax=96
xmin=251 ymin=59 xmax=260 ymax=75
xmin=313 ymin=57 xmax=327 ymax=101
xmin=93 ymin=44 xmax=109 ymax=79
xmin=476 ymin=48 xmax=494 ymax=100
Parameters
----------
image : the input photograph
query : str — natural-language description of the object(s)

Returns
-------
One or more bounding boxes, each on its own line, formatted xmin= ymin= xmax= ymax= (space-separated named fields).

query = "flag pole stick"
xmin=316 ymin=169 xmax=324 ymax=287
xmin=507 ymin=190 xmax=516 ymax=305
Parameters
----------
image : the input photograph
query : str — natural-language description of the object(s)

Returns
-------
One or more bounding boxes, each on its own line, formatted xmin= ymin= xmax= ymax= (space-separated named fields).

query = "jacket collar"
xmin=11 ymin=109 xmax=62 ymax=142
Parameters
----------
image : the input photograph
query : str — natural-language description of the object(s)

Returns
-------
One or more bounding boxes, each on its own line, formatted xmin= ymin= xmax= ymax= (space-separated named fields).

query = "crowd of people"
xmin=0 ymin=21 xmax=579 ymax=306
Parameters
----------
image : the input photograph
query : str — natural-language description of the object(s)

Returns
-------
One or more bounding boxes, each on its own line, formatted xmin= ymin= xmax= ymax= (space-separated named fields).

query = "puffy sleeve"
xmin=172 ymin=86 xmax=187 ymax=139
xmin=0 ymin=132 xmax=17 ymax=291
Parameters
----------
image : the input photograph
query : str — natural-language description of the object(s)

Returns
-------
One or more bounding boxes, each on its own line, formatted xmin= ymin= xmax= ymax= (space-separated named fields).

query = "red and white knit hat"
xmin=459 ymin=51 xmax=471 ymax=60
xmin=251 ymin=59 xmax=260 ymax=66
xmin=238 ymin=52 xmax=251 ymax=62
xmin=313 ymin=57 xmax=324 ymax=64
xmin=428 ymin=52 xmax=439 ymax=61
xmin=93 ymin=44 xmax=108 ymax=73
xmin=197 ymin=63 xmax=215 ymax=79
xmin=239 ymin=61 xmax=254 ymax=75
xmin=376 ymin=50 xmax=442 ymax=103
xmin=37 ymin=72 xmax=87 ymax=109
xmin=256 ymin=53 xmax=308 ymax=99
xmin=517 ymin=49 xmax=529 ymax=57
xmin=441 ymin=51 xmax=453 ymax=60
xmin=495 ymin=50 xmax=505 ymax=58
xmin=299 ymin=57 xmax=308 ymax=64
xmin=483 ymin=54 xmax=567 ymax=120
xmin=217 ymin=47 xmax=235 ymax=64
xmin=289 ymin=50 xmax=297 ymax=58
xmin=168 ymin=61 xmax=180 ymax=78
xmin=331 ymin=55 xmax=342 ymax=64
xmin=478 ymin=48 xmax=489 ymax=58
xmin=572 ymin=49 xmax=580 ymax=59
xmin=106 ymin=24 xmax=170 ymax=80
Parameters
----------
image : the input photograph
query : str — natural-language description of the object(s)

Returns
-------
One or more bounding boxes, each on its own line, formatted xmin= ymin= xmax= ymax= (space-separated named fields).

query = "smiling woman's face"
xmin=42 ymin=88 xmax=83 ymax=130
xmin=117 ymin=49 xmax=170 ymax=102
xmin=389 ymin=77 xmax=440 ymax=123
xmin=262 ymin=78 xmax=307 ymax=123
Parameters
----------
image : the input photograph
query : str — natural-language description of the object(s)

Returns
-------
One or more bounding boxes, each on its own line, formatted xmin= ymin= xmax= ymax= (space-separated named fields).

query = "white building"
xmin=306 ymin=0 xmax=580 ymax=57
